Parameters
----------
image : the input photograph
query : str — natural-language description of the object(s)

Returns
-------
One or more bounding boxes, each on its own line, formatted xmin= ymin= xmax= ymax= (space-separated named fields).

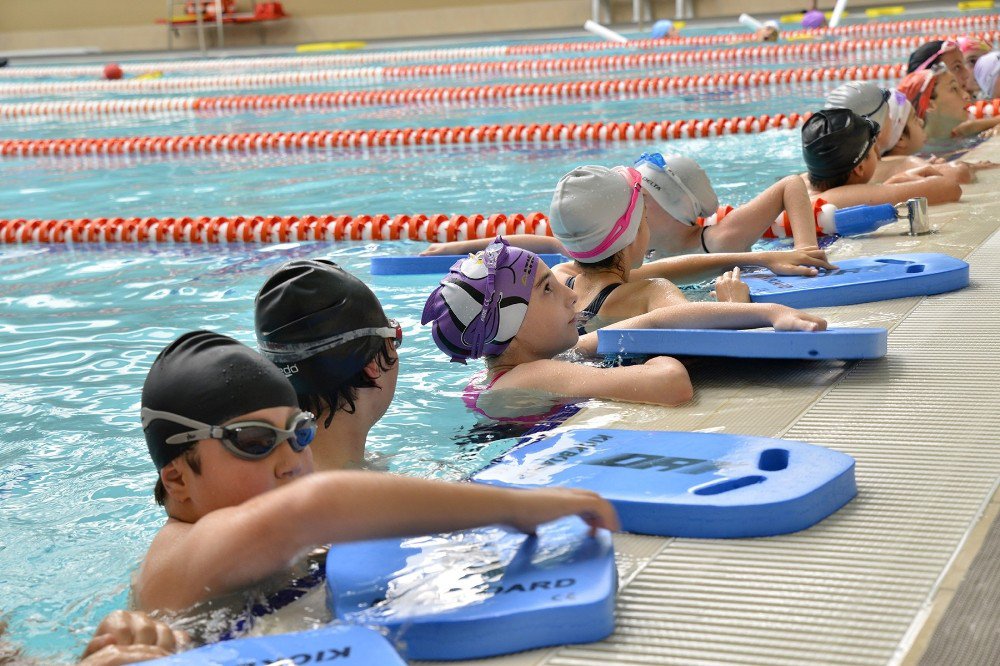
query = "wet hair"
xmin=153 ymin=447 xmax=202 ymax=506
xmin=575 ymin=249 xmax=627 ymax=274
xmin=297 ymin=337 xmax=397 ymax=428
xmin=807 ymin=170 xmax=852 ymax=192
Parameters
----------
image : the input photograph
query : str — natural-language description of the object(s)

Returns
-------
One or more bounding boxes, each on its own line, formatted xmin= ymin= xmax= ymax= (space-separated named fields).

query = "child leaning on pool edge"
xmin=135 ymin=330 xmax=618 ymax=614
xmin=421 ymin=236 xmax=698 ymax=409
xmin=423 ymin=152 xmax=835 ymax=271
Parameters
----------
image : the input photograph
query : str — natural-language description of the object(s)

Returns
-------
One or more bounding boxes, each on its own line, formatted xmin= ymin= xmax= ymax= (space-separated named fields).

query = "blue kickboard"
xmin=325 ymin=516 xmax=616 ymax=661
xmin=745 ymin=252 xmax=969 ymax=308
xmin=597 ymin=327 xmax=887 ymax=360
xmin=144 ymin=624 xmax=405 ymax=665
xmin=371 ymin=253 xmax=566 ymax=275
xmin=473 ymin=429 xmax=856 ymax=538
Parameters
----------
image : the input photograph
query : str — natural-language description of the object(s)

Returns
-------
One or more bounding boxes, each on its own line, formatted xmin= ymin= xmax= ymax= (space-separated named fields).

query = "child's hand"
xmin=420 ymin=243 xmax=449 ymax=256
xmin=80 ymin=611 xmax=188 ymax=665
xmin=508 ymin=487 xmax=620 ymax=536
xmin=769 ymin=305 xmax=827 ymax=332
xmin=710 ymin=267 xmax=751 ymax=303
xmin=759 ymin=248 xmax=837 ymax=276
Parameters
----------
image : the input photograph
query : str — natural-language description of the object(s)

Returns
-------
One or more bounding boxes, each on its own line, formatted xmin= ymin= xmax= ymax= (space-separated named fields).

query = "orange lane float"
xmin=0 ymin=34 xmax=992 ymax=96
xmin=0 ymin=213 xmax=553 ymax=244
xmin=0 ymin=64 xmax=907 ymax=118
xmin=0 ymin=113 xmax=812 ymax=157
xmin=0 ymin=15 xmax=997 ymax=77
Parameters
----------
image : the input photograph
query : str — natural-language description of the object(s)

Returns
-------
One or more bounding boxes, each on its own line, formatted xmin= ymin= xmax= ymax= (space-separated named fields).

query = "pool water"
xmin=0 ymin=9 xmax=987 ymax=661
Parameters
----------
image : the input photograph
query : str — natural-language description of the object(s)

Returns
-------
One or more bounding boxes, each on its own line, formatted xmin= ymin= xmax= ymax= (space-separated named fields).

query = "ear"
xmin=160 ymin=458 xmax=192 ymax=504
xmin=361 ymin=352 xmax=385 ymax=381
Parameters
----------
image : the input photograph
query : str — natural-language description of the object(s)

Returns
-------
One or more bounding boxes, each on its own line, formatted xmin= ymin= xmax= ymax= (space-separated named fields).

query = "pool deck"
xmin=427 ymin=138 xmax=1000 ymax=666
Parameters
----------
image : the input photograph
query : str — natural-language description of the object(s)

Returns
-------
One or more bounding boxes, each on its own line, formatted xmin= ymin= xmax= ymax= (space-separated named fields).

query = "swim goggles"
xmin=141 ymin=408 xmax=317 ymax=461
xmin=914 ymin=40 xmax=959 ymax=73
xmin=634 ymin=152 xmax=706 ymax=219
xmin=567 ymin=166 xmax=643 ymax=261
xmin=258 ymin=319 xmax=402 ymax=363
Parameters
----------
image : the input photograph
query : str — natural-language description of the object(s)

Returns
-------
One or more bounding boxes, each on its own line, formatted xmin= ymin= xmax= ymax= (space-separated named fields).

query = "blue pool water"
xmin=0 ymin=10 xmax=984 ymax=660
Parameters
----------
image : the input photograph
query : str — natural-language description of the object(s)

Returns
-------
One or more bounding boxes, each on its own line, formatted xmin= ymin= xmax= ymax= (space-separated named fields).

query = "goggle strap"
xmin=259 ymin=324 xmax=397 ymax=363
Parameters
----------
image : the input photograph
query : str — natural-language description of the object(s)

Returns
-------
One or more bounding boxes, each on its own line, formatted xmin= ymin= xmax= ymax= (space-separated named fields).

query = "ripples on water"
xmin=0 ymin=242 xmax=540 ymax=659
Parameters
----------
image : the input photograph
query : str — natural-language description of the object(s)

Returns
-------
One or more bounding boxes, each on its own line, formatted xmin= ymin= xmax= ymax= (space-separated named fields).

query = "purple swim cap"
xmin=802 ymin=10 xmax=826 ymax=29
xmin=421 ymin=237 xmax=540 ymax=363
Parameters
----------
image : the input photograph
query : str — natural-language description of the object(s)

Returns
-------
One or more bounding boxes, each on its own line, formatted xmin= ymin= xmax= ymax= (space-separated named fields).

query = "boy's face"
xmin=182 ymin=405 xmax=314 ymax=515
xmin=515 ymin=264 xmax=580 ymax=357
xmin=856 ymin=142 xmax=880 ymax=184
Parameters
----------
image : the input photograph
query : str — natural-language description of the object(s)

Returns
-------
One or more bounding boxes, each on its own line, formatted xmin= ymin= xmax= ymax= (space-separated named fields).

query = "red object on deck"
xmin=102 ymin=63 xmax=123 ymax=80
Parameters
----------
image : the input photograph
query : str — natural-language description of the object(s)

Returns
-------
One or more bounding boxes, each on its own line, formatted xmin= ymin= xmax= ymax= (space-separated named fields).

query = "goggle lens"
xmin=223 ymin=413 xmax=316 ymax=460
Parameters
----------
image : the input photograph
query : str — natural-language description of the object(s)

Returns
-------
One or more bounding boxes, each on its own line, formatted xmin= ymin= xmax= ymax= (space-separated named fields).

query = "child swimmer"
xmin=136 ymin=331 xmax=618 ymax=615
xmin=547 ymin=166 xmax=831 ymax=326
xmin=424 ymin=153 xmax=835 ymax=274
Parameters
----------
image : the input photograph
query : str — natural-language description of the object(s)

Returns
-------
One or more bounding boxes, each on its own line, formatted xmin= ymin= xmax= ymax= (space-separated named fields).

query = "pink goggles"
xmin=566 ymin=166 xmax=643 ymax=261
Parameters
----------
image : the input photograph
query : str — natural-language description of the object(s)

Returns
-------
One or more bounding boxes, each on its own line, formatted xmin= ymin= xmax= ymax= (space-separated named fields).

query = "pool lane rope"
xmin=0 ymin=33 xmax=991 ymax=97
xmin=0 ymin=64 xmax=907 ymax=119
xmin=0 ymin=112 xmax=813 ymax=157
xmin=0 ymin=15 xmax=997 ymax=77
xmin=0 ymin=202 xmax=847 ymax=245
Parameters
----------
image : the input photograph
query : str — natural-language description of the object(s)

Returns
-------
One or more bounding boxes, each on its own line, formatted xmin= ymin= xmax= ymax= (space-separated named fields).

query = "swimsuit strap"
xmin=576 ymin=282 xmax=622 ymax=335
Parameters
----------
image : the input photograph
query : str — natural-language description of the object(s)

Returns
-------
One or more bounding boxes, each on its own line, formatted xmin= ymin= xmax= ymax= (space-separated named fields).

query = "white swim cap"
xmin=883 ymin=90 xmax=911 ymax=154
xmin=825 ymin=81 xmax=891 ymax=129
xmin=549 ymin=166 xmax=645 ymax=263
xmin=763 ymin=19 xmax=780 ymax=30
xmin=633 ymin=153 xmax=718 ymax=226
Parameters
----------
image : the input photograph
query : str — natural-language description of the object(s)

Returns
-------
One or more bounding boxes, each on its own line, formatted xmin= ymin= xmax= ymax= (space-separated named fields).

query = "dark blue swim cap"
xmin=141 ymin=330 xmax=298 ymax=470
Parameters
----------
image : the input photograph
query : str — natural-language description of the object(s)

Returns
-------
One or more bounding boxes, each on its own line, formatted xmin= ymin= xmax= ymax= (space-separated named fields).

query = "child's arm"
xmin=422 ymin=235 xmax=566 ymax=256
xmin=496 ymin=356 xmax=694 ymax=407
xmin=710 ymin=267 xmax=751 ymax=303
xmin=576 ymin=302 xmax=826 ymax=346
xmin=631 ymin=247 xmax=836 ymax=283
xmin=703 ymin=175 xmax=820 ymax=252
xmin=821 ymin=171 xmax=962 ymax=208
xmin=136 ymin=474 xmax=618 ymax=612
xmin=952 ymin=115 xmax=1000 ymax=137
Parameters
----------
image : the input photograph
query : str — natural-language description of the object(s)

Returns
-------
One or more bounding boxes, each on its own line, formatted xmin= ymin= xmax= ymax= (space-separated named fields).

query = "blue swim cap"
xmin=651 ymin=20 xmax=675 ymax=39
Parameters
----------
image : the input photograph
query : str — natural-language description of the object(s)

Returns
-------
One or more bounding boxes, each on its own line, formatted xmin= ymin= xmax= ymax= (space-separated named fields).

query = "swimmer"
xmin=898 ymin=67 xmax=1000 ymax=139
xmin=0 ymin=610 xmax=186 ymax=665
xmin=651 ymin=19 xmax=678 ymax=39
xmin=136 ymin=331 xmax=618 ymax=615
xmin=421 ymin=237 xmax=697 ymax=409
xmin=424 ymin=153 xmax=835 ymax=266
xmin=254 ymin=260 xmax=398 ymax=471
xmin=544 ymin=167 xmax=832 ymax=331
xmin=974 ymin=51 xmax=1000 ymax=100
xmin=801 ymin=108 xmax=967 ymax=208
xmin=824 ymin=81 xmax=987 ymax=180
xmin=958 ymin=37 xmax=992 ymax=70
xmin=756 ymin=21 xmax=780 ymax=42
xmin=907 ymin=40 xmax=979 ymax=96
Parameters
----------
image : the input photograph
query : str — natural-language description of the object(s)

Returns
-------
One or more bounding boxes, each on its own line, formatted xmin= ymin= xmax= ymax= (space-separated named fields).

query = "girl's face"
xmin=930 ymin=71 xmax=973 ymax=122
xmin=940 ymin=49 xmax=978 ymax=95
xmin=514 ymin=264 xmax=580 ymax=358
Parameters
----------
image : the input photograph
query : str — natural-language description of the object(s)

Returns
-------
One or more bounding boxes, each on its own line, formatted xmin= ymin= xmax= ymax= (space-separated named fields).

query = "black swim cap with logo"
xmin=254 ymin=260 xmax=389 ymax=395
xmin=802 ymin=108 xmax=881 ymax=180
xmin=141 ymin=330 xmax=298 ymax=471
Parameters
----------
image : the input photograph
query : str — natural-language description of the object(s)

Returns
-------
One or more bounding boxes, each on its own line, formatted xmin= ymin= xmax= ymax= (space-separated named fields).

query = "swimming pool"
xmin=0 ymin=9 xmax=992 ymax=661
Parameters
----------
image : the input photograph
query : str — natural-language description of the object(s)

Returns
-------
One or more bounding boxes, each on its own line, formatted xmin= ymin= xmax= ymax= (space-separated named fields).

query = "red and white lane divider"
xmin=0 ymin=34 xmax=989 ymax=97
xmin=1 ymin=15 xmax=997 ymax=78
xmin=0 ymin=213 xmax=553 ymax=244
xmin=0 ymin=64 xmax=907 ymax=119
xmin=0 ymin=113 xmax=812 ymax=157
xmin=966 ymin=97 xmax=1000 ymax=118
xmin=0 ymin=200 xmax=845 ymax=245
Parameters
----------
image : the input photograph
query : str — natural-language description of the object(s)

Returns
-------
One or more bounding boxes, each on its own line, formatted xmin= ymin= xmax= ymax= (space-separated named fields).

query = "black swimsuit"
xmin=566 ymin=276 xmax=622 ymax=335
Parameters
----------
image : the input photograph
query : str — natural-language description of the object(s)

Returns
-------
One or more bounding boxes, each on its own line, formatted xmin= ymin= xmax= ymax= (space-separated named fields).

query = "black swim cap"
xmin=802 ymin=109 xmax=880 ymax=180
xmin=141 ymin=330 xmax=298 ymax=471
xmin=907 ymin=40 xmax=944 ymax=74
xmin=254 ymin=260 xmax=389 ymax=395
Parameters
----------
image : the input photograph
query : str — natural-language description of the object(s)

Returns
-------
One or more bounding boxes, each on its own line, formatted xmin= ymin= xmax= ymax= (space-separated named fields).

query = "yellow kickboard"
xmin=296 ymin=41 xmax=367 ymax=52
xmin=958 ymin=0 xmax=994 ymax=9
xmin=866 ymin=6 xmax=906 ymax=16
